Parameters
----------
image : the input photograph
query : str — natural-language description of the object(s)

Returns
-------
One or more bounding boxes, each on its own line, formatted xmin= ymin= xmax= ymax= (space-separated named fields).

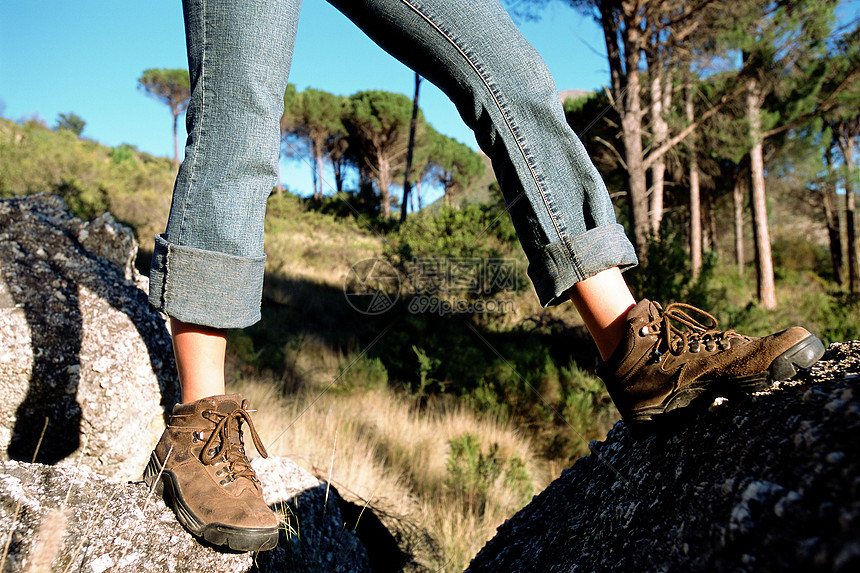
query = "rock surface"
xmin=466 ymin=341 xmax=860 ymax=573
xmin=0 ymin=456 xmax=371 ymax=573
xmin=4 ymin=194 xmax=859 ymax=572
xmin=0 ymin=196 xmax=397 ymax=572
xmin=0 ymin=195 xmax=179 ymax=480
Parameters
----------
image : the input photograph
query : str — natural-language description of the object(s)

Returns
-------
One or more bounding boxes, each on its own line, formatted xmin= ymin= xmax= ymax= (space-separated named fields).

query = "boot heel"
xmin=143 ymin=452 xmax=165 ymax=496
xmin=769 ymin=334 xmax=825 ymax=381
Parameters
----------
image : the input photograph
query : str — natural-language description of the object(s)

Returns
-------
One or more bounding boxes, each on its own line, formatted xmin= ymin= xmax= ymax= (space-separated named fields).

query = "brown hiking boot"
xmin=597 ymin=300 xmax=825 ymax=433
xmin=143 ymin=394 xmax=279 ymax=551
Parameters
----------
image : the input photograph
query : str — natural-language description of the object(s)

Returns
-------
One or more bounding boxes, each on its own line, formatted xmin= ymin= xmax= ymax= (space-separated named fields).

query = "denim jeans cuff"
xmin=528 ymin=223 xmax=638 ymax=307
xmin=148 ymin=234 xmax=266 ymax=329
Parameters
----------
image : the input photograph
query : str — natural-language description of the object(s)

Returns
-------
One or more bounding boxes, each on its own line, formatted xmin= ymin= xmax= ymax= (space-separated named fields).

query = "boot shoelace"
xmin=643 ymin=302 xmax=742 ymax=357
xmin=198 ymin=400 xmax=269 ymax=485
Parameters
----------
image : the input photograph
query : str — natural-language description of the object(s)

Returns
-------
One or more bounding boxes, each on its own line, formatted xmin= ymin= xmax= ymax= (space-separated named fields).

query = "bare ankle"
xmin=569 ymin=267 xmax=636 ymax=361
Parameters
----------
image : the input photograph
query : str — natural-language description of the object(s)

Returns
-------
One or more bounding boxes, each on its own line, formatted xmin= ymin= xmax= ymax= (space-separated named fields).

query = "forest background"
xmin=2 ymin=0 xmax=859 ymax=571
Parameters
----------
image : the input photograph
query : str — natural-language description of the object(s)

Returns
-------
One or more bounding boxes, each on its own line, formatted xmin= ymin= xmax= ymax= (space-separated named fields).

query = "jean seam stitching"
xmin=176 ymin=0 xmax=206 ymax=246
xmin=163 ymin=240 xmax=172 ymax=312
xmin=397 ymin=0 xmax=575 ymax=263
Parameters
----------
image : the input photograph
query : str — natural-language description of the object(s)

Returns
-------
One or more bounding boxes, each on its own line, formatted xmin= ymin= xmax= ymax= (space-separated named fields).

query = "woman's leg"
xmin=170 ymin=318 xmax=227 ymax=402
xmin=327 ymin=0 xmax=638 ymax=359
xmin=145 ymin=0 xmax=300 ymax=551
xmin=328 ymin=0 xmax=824 ymax=430
xmin=327 ymin=0 xmax=638 ymax=313
xmin=568 ymin=268 xmax=636 ymax=361
xmin=149 ymin=0 xmax=300 ymax=331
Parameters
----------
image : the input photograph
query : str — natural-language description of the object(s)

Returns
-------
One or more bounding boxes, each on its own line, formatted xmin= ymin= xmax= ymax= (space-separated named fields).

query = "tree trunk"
xmin=624 ymin=112 xmax=650 ymax=253
xmin=333 ymin=157 xmax=344 ymax=193
xmin=401 ymin=74 xmax=422 ymax=223
xmin=746 ymin=74 xmax=777 ymax=308
xmin=686 ymin=83 xmax=702 ymax=278
xmin=840 ymin=134 xmax=859 ymax=292
xmin=377 ymin=152 xmax=391 ymax=219
xmin=733 ymin=167 xmax=746 ymax=276
xmin=623 ymin=29 xmax=649 ymax=254
xmin=310 ymin=140 xmax=321 ymax=199
xmin=689 ymin=171 xmax=702 ymax=278
xmin=315 ymin=151 xmax=325 ymax=200
xmin=172 ymin=111 xmax=180 ymax=170
xmin=705 ymin=190 xmax=718 ymax=256
xmin=600 ymin=1 xmax=648 ymax=254
xmin=822 ymin=147 xmax=843 ymax=285
xmin=649 ymin=62 xmax=672 ymax=236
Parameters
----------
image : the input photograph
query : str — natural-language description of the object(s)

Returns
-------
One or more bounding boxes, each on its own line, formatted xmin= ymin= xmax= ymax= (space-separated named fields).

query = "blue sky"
xmin=1 ymin=0 xmax=610 ymax=197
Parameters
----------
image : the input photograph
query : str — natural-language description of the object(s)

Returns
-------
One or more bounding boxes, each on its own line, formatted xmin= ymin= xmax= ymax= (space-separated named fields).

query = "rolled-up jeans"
xmin=149 ymin=0 xmax=638 ymax=328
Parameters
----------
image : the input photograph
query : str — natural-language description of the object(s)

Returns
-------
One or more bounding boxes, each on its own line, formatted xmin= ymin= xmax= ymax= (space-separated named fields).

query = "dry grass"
xmin=229 ymin=194 xmax=583 ymax=569
xmin=232 ymin=374 xmax=552 ymax=572
xmin=263 ymin=194 xmax=381 ymax=288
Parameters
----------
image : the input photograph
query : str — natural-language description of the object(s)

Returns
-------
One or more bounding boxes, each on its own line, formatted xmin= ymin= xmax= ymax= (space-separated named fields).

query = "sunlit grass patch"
xmin=232 ymin=375 xmax=551 ymax=572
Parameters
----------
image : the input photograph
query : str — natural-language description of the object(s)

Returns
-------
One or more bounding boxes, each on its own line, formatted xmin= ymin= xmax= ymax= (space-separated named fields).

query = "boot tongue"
xmin=626 ymin=299 xmax=660 ymax=326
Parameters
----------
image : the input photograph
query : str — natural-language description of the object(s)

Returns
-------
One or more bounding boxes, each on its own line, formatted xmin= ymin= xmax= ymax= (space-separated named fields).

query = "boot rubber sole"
xmin=143 ymin=452 xmax=279 ymax=552
xmin=626 ymin=334 xmax=825 ymax=435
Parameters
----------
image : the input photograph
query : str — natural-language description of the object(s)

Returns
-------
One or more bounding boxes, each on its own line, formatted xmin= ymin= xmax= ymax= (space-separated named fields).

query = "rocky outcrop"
xmin=0 ymin=195 xmax=179 ymax=480
xmin=0 ymin=196 xmax=399 ymax=572
xmin=467 ymin=341 xmax=860 ymax=573
xmin=0 ymin=457 xmax=371 ymax=573
xmin=4 ymin=194 xmax=859 ymax=572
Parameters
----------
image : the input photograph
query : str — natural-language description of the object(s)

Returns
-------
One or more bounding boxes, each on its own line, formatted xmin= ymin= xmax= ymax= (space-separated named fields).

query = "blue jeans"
xmin=149 ymin=0 xmax=637 ymax=328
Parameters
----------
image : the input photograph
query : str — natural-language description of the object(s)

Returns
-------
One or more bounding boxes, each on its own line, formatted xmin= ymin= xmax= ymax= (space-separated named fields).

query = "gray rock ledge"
xmin=467 ymin=341 xmax=860 ymax=573
xmin=0 ymin=456 xmax=371 ymax=573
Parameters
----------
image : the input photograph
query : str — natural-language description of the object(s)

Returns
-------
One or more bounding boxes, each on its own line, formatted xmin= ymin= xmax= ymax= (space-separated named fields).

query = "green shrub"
xmin=335 ymin=355 xmax=389 ymax=392
xmin=446 ymin=433 xmax=533 ymax=512
xmin=110 ymin=143 xmax=138 ymax=165
xmin=0 ymin=117 xmax=174 ymax=234
xmin=304 ymin=184 xmax=381 ymax=221
xmin=559 ymin=361 xmax=616 ymax=457
xmin=817 ymin=292 xmax=860 ymax=344
xmin=411 ymin=345 xmax=442 ymax=399
xmin=385 ymin=202 xmax=517 ymax=266
xmin=772 ymin=236 xmax=832 ymax=280
xmin=54 ymin=176 xmax=109 ymax=221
